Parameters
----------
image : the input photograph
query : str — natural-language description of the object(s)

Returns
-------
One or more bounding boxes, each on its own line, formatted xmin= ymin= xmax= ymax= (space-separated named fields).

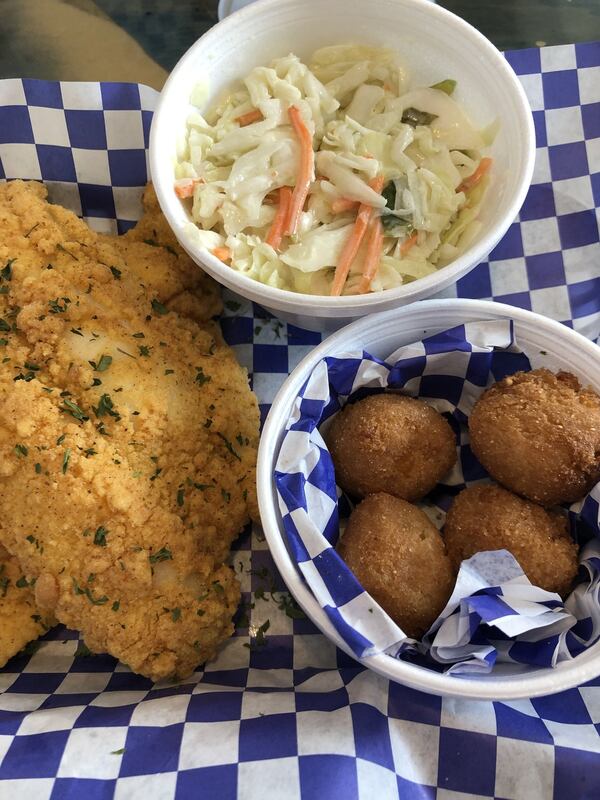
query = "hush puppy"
xmin=470 ymin=369 xmax=600 ymax=506
xmin=327 ymin=394 xmax=457 ymax=502
xmin=444 ymin=484 xmax=578 ymax=596
xmin=338 ymin=493 xmax=455 ymax=638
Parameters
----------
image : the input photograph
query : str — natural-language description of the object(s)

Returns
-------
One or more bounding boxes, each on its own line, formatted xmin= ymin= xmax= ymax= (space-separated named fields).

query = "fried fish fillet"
xmin=0 ymin=544 xmax=53 ymax=668
xmin=0 ymin=180 xmax=259 ymax=681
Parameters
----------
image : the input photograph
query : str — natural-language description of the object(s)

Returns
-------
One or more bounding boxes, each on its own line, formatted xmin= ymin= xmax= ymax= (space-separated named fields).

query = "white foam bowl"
xmin=258 ymin=299 xmax=600 ymax=699
xmin=150 ymin=0 xmax=535 ymax=332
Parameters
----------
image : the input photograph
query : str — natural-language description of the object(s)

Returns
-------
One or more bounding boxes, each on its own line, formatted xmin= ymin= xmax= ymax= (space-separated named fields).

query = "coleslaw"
xmin=175 ymin=45 xmax=495 ymax=296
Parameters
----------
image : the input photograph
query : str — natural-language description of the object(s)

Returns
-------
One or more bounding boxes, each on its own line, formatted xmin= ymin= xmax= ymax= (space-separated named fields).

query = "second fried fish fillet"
xmin=0 ymin=544 xmax=53 ymax=668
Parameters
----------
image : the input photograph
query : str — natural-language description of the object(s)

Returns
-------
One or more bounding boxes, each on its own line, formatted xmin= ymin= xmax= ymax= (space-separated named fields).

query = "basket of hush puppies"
xmin=267 ymin=302 xmax=600 ymax=687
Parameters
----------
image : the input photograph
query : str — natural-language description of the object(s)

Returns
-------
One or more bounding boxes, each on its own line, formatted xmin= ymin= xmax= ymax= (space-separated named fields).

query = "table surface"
xmin=1 ymin=0 xmax=599 ymax=89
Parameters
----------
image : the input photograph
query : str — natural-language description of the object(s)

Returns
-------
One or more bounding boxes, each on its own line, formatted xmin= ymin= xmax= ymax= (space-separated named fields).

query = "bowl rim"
xmin=149 ymin=0 xmax=536 ymax=314
xmin=257 ymin=298 xmax=600 ymax=699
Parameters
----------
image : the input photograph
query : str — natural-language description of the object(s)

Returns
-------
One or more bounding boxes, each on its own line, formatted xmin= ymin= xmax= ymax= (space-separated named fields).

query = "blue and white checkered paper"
xmin=275 ymin=320 xmax=600 ymax=674
xmin=1 ymin=39 xmax=600 ymax=800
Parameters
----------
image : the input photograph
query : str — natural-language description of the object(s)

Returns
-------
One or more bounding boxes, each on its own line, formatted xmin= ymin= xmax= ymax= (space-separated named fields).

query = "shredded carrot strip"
xmin=331 ymin=197 xmax=359 ymax=214
xmin=457 ymin=157 xmax=493 ymax=194
xmin=358 ymin=217 xmax=384 ymax=294
xmin=211 ymin=246 xmax=231 ymax=261
xmin=330 ymin=176 xmax=385 ymax=297
xmin=236 ymin=108 xmax=264 ymax=127
xmin=265 ymin=187 xmax=292 ymax=251
xmin=400 ymin=231 xmax=418 ymax=256
xmin=174 ymin=178 xmax=202 ymax=199
xmin=285 ymin=106 xmax=314 ymax=236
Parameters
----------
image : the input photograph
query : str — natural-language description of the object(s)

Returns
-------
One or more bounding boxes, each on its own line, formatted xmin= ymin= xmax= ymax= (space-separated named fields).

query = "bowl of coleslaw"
xmin=150 ymin=0 xmax=535 ymax=331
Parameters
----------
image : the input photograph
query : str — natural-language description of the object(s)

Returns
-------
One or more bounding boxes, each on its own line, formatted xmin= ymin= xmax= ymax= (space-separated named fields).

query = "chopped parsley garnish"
xmin=74 ymin=642 xmax=93 ymax=657
xmin=194 ymin=483 xmax=210 ymax=491
xmin=84 ymin=448 xmax=97 ymax=458
xmin=62 ymin=448 xmax=71 ymax=474
xmin=111 ymin=600 xmax=120 ymax=612
xmin=61 ymin=399 xmax=88 ymax=422
xmin=164 ymin=369 xmax=174 ymax=376
xmin=24 ymin=222 xmax=39 ymax=238
xmin=111 ymin=748 xmax=125 ymax=756
xmin=176 ymin=488 xmax=185 ymax=507
xmin=132 ymin=332 xmax=145 ymax=339
xmin=48 ymin=297 xmax=71 ymax=314
xmin=56 ymin=434 xmax=66 ymax=445
xmin=90 ymin=354 xmax=112 ymax=372
xmin=217 ymin=432 xmax=241 ymax=461
xmin=0 ymin=260 xmax=14 ymax=281
xmin=138 ymin=345 xmax=151 ymax=357
xmin=14 ymin=443 xmax=28 ymax=457
xmin=0 ymin=318 xmax=11 ymax=332
xmin=276 ymin=593 xmax=306 ymax=620
xmin=34 ymin=462 xmax=42 ymax=474
xmin=150 ymin=466 xmax=162 ymax=481
xmin=195 ymin=367 xmax=211 ymax=386
xmin=15 ymin=576 xmax=29 ymax=588
xmin=225 ymin=300 xmax=241 ymax=312
xmin=0 ymin=339 xmax=7 ymax=346
xmin=171 ymin=607 xmax=181 ymax=622
xmin=143 ymin=239 xmax=177 ymax=257
xmin=56 ymin=244 xmax=78 ymax=260
xmin=221 ymin=489 xmax=231 ymax=503
xmin=93 ymin=526 xmax=108 ymax=547
xmin=244 ymin=619 xmax=270 ymax=649
xmin=70 ymin=327 xmax=83 ymax=336
xmin=93 ymin=393 xmax=120 ymax=420
xmin=204 ymin=418 xmax=212 ymax=428
xmin=149 ymin=547 xmax=172 ymax=564
xmin=110 ymin=266 xmax=122 ymax=280
xmin=72 ymin=578 xmax=108 ymax=605
xmin=151 ymin=298 xmax=168 ymax=316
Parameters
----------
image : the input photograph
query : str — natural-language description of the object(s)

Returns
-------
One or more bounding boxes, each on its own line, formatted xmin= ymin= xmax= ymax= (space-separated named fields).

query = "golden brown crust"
xmin=338 ymin=493 xmax=455 ymax=638
xmin=0 ymin=544 xmax=54 ymax=668
xmin=443 ymin=484 xmax=579 ymax=596
xmin=326 ymin=393 xmax=457 ymax=502
xmin=469 ymin=369 xmax=600 ymax=506
xmin=0 ymin=180 xmax=260 ymax=681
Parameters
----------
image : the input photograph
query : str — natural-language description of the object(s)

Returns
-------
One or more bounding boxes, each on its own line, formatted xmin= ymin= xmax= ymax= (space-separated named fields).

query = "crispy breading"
xmin=0 ymin=544 xmax=53 ymax=668
xmin=327 ymin=393 xmax=457 ymax=502
xmin=469 ymin=369 xmax=600 ymax=506
xmin=0 ymin=180 xmax=260 ymax=681
xmin=338 ymin=493 xmax=455 ymax=638
xmin=444 ymin=484 xmax=579 ymax=597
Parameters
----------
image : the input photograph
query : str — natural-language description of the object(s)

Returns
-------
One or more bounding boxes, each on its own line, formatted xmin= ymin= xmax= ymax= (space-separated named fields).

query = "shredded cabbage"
xmin=176 ymin=45 xmax=494 ymax=296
